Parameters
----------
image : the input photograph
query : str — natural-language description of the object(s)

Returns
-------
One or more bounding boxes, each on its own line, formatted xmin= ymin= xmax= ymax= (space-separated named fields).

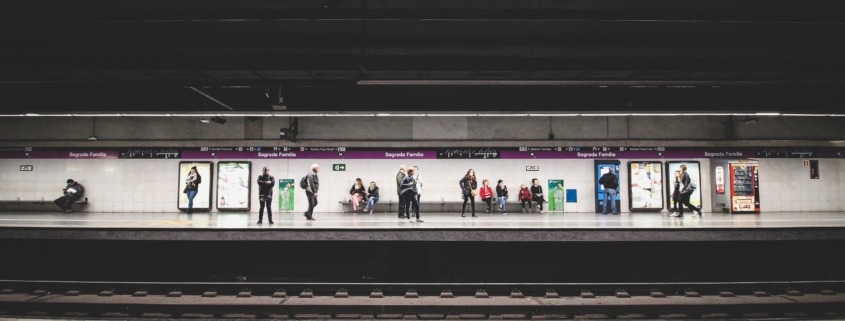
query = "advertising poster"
xmin=628 ymin=161 xmax=664 ymax=211
xmin=548 ymin=180 xmax=565 ymax=211
xmin=217 ymin=161 xmax=251 ymax=211
xmin=278 ymin=179 xmax=295 ymax=211
xmin=667 ymin=161 xmax=702 ymax=208
xmin=178 ymin=162 xmax=213 ymax=211
xmin=595 ymin=161 xmax=621 ymax=213
xmin=715 ymin=166 xmax=725 ymax=194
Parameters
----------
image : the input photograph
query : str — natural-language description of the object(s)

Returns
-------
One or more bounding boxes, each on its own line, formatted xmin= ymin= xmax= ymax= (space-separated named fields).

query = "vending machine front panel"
xmin=730 ymin=163 xmax=760 ymax=213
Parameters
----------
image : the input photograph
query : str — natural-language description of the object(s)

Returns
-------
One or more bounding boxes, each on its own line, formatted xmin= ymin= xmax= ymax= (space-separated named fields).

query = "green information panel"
xmin=548 ymin=179 xmax=565 ymax=212
xmin=278 ymin=179 xmax=295 ymax=211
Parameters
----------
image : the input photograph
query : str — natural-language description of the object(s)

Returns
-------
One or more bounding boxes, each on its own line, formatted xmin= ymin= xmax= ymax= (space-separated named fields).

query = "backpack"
xmin=299 ymin=175 xmax=308 ymax=189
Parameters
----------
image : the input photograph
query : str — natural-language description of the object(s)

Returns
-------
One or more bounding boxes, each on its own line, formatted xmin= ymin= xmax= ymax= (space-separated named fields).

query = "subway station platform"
xmin=0 ymin=211 xmax=843 ymax=242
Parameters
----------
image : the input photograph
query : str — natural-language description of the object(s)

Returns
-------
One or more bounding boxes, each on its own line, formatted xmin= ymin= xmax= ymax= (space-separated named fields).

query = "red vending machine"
xmin=729 ymin=161 xmax=760 ymax=213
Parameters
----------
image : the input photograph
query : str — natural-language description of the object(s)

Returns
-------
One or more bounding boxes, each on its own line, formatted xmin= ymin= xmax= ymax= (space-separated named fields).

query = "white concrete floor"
xmin=0 ymin=211 xmax=843 ymax=229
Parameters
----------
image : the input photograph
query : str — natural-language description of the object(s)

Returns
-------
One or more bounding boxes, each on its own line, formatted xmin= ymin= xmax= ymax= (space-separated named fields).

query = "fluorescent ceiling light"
xmin=122 ymin=113 xmax=173 ymax=116
xmin=24 ymin=113 xmax=40 ymax=116
xmin=580 ymin=113 xmax=632 ymax=116
xmin=71 ymin=113 xmax=121 ymax=116
xmin=170 ymin=113 xmax=220 ymax=117
xmin=527 ymin=114 xmax=580 ymax=116
xmin=426 ymin=113 xmax=478 ymax=116
xmin=324 ymin=113 xmax=376 ymax=117
xmin=376 ymin=113 xmax=427 ymax=116
xmin=755 ymin=113 xmax=781 ymax=116
xmin=477 ymin=113 xmax=528 ymax=116
xmin=681 ymin=113 xmax=732 ymax=116
xmin=630 ymin=113 xmax=683 ymax=116
xmin=782 ymin=114 xmax=828 ymax=117
xmin=229 ymin=113 xmax=273 ymax=117
xmin=273 ymin=113 xmax=325 ymax=117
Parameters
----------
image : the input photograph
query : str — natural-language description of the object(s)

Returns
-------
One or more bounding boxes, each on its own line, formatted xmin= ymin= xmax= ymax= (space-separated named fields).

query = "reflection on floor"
xmin=0 ymin=211 xmax=843 ymax=229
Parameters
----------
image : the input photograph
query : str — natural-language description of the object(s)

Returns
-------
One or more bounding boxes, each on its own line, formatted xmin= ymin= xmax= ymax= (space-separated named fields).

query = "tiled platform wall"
xmin=1 ymin=158 xmax=842 ymax=213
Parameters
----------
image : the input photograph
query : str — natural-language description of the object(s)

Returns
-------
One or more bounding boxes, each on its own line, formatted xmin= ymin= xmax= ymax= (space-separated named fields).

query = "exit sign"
xmin=333 ymin=164 xmax=346 ymax=171
xmin=20 ymin=165 xmax=33 ymax=171
xmin=526 ymin=166 xmax=539 ymax=171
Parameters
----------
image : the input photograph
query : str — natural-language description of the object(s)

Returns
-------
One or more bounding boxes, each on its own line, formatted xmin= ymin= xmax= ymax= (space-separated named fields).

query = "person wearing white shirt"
xmin=639 ymin=164 xmax=656 ymax=207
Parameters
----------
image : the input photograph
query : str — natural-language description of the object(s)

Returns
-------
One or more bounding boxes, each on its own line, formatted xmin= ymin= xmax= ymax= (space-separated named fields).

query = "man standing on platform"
xmin=599 ymin=167 xmax=619 ymax=215
xmin=304 ymin=164 xmax=319 ymax=221
xmin=54 ymin=179 xmax=84 ymax=213
xmin=257 ymin=167 xmax=275 ymax=225
xmin=396 ymin=164 xmax=407 ymax=218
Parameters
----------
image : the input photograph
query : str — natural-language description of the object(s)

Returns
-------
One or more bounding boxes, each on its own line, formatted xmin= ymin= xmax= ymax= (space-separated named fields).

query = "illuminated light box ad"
xmin=594 ymin=160 xmax=621 ymax=213
xmin=217 ymin=161 xmax=252 ymax=211
xmin=178 ymin=161 xmax=213 ymax=211
xmin=666 ymin=161 xmax=702 ymax=210
xmin=628 ymin=161 xmax=664 ymax=211
xmin=548 ymin=180 xmax=565 ymax=212
xmin=278 ymin=179 xmax=296 ymax=211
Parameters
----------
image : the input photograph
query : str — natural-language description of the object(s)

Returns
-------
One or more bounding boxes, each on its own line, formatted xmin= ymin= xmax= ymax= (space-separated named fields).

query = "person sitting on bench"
xmin=54 ymin=179 xmax=84 ymax=213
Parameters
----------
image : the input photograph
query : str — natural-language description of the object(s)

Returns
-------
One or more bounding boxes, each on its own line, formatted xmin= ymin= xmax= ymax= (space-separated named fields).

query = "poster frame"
xmin=278 ymin=179 xmax=296 ymax=212
xmin=594 ymin=160 xmax=621 ymax=213
xmin=665 ymin=160 xmax=702 ymax=212
xmin=548 ymin=179 xmax=565 ymax=212
xmin=627 ymin=161 xmax=665 ymax=212
xmin=216 ymin=161 xmax=252 ymax=212
xmin=177 ymin=161 xmax=214 ymax=212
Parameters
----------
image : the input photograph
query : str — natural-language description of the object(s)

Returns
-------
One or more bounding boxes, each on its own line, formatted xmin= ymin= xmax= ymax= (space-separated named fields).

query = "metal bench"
xmin=0 ymin=198 xmax=88 ymax=205
xmin=338 ymin=198 xmax=515 ymax=213
xmin=0 ymin=197 xmax=89 ymax=212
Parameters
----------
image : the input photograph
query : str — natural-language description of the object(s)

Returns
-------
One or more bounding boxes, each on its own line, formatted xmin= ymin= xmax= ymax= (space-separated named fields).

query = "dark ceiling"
xmin=1 ymin=0 xmax=844 ymax=113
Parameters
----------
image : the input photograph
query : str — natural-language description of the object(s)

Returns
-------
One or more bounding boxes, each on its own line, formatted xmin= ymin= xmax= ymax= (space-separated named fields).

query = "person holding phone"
xmin=257 ymin=167 xmax=275 ymax=224
xmin=184 ymin=166 xmax=201 ymax=214
xmin=54 ymin=179 xmax=84 ymax=213
xmin=459 ymin=169 xmax=478 ymax=217
xmin=530 ymin=178 xmax=545 ymax=214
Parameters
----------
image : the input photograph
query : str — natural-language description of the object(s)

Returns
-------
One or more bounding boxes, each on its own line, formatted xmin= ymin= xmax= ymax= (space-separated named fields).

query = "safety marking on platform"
xmin=150 ymin=220 xmax=193 ymax=226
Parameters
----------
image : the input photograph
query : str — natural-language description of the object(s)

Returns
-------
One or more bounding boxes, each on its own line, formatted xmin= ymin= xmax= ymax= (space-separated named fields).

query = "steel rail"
xmin=1 ymin=279 xmax=843 ymax=297
xmin=1 ymin=280 xmax=843 ymax=319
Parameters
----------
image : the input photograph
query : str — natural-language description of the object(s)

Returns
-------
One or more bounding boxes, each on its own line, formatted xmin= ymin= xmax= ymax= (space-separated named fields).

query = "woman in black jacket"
xmin=349 ymin=178 xmax=367 ymax=213
xmin=400 ymin=169 xmax=422 ymax=222
xmin=184 ymin=166 xmax=201 ymax=214
xmin=675 ymin=165 xmax=702 ymax=218
xmin=459 ymin=169 xmax=478 ymax=217
xmin=670 ymin=170 xmax=681 ymax=215
xmin=530 ymin=178 xmax=545 ymax=214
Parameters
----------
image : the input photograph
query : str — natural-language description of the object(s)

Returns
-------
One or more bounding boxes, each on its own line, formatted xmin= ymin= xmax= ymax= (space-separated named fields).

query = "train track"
xmin=1 ymin=280 xmax=843 ymax=319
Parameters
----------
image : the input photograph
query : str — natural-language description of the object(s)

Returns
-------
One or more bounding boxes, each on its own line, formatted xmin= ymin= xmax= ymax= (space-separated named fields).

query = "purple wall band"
xmin=2 ymin=149 xmax=841 ymax=160
xmin=0 ymin=151 xmax=119 ymax=159
xmin=182 ymin=150 xmax=437 ymax=159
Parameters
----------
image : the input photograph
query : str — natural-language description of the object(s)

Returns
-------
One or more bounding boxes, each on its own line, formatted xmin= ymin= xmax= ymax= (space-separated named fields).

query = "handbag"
xmin=183 ymin=181 xmax=195 ymax=194
xmin=471 ymin=189 xmax=478 ymax=197
xmin=401 ymin=187 xmax=417 ymax=196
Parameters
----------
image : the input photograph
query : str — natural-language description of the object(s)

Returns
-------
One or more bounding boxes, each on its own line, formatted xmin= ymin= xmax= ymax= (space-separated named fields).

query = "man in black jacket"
xmin=54 ymin=179 xmax=84 ymax=213
xmin=257 ymin=167 xmax=276 ymax=224
xmin=598 ymin=168 xmax=619 ymax=214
